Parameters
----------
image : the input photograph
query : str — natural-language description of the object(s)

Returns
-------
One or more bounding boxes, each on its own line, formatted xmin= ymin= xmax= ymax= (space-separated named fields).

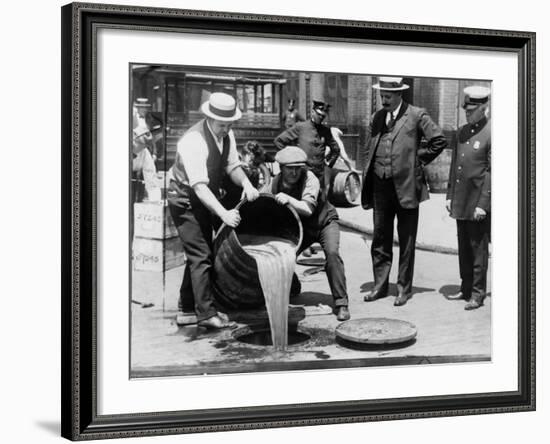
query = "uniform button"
xmin=466 ymin=141 xmax=470 ymax=144
xmin=456 ymin=179 xmax=460 ymax=183
xmin=461 ymin=153 xmax=465 ymax=157
xmin=458 ymin=166 xmax=462 ymax=170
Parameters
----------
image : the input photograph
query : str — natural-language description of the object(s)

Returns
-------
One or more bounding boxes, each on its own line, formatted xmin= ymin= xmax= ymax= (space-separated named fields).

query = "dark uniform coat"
xmin=274 ymin=120 xmax=340 ymax=178
xmin=446 ymin=117 xmax=491 ymax=219
xmin=360 ymin=103 xmax=447 ymax=209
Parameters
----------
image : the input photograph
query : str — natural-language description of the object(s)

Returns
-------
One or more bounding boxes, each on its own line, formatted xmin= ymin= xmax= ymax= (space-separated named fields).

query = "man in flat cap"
xmin=264 ymin=146 xmax=350 ymax=321
xmin=274 ymin=99 xmax=340 ymax=190
xmin=167 ymin=92 xmax=260 ymax=329
xmin=361 ymin=77 xmax=447 ymax=306
xmin=446 ymin=85 xmax=491 ymax=310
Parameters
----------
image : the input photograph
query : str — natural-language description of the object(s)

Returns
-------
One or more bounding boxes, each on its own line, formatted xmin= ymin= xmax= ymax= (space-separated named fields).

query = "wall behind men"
xmin=0 ymin=1 xmax=546 ymax=444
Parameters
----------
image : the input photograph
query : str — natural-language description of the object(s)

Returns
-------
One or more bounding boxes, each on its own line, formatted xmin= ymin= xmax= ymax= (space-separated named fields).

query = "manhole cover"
xmin=335 ymin=318 xmax=417 ymax=345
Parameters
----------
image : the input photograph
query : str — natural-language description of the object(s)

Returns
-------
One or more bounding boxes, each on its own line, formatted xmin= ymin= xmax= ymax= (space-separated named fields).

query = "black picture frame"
xmin=61 ymin=2 xmax=536 ymax=440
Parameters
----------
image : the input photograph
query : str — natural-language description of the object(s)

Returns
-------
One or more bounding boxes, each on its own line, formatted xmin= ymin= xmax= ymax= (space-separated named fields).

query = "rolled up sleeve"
xmin=302 ymin=171 xmax=320 ymax=211
xmin=178 ymin=132 xmax=209 ymax=187
xmin=224 ymin=131 xmax=241 ymax=175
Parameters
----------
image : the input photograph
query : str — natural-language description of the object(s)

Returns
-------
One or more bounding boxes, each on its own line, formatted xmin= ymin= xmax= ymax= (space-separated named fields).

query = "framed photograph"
xmin=61 ymin=2 xmax=535 ymax=440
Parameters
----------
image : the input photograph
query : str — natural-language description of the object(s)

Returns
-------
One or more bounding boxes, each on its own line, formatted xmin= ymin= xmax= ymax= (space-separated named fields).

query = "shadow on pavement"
xmin=291 ymin=291 xmax=334 ymax=307
xmin=360 ymin=281 xmax=434 ymax=296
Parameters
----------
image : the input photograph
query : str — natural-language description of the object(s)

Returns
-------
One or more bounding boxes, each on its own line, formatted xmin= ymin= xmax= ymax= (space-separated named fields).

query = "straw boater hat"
xmin=372 ymin=76 xmax=410 ymax=91
xmin=462 ymin=86 xmax=491 ymax=109
xmin=201 ymin=92 xmax=242 ymax=122
xmin=275 ymin=146 xmax=307 ymax=167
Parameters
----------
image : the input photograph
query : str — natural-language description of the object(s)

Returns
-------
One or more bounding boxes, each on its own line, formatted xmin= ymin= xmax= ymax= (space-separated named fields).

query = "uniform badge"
xmin=473 ymin=141 xmax=481 ymax=150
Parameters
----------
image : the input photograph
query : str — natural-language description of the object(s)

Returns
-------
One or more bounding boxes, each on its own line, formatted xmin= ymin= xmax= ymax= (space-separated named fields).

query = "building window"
xmin=324 ymin=74 xmax=348 ymax=125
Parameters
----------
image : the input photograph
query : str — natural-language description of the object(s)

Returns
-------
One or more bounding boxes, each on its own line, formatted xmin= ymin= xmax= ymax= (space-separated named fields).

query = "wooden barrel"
xmin=212 ymin=194 xmax=303 ymax=310
xmin=328 ymin=169 xmax=361 ymax=207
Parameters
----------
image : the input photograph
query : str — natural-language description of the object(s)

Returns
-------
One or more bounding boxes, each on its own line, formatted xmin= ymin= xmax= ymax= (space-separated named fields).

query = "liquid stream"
xmin=239 ymin=234 xmax=296 ymax=351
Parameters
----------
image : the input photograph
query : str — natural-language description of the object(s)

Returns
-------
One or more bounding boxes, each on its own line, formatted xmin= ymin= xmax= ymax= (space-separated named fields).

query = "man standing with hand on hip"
xmin=167 ymin=92 xmax=260 ymax=329
xmin=361 ymin=77 xmax=447 ymax=306
xmin=446 ymin=86 xmax=491 ymax=310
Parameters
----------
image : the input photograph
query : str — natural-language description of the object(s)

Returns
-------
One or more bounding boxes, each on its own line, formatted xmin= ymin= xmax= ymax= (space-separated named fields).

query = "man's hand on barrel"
xmin=242 ymin=182 xmax=260 ymax=202
xmin=222 ymin=209 xmax=241 ymax=228
xmin=275 ymin=192 xmax=291 ymax=206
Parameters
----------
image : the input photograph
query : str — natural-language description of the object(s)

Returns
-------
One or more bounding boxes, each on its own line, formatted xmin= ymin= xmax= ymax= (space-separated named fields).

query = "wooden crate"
xmin=132 ymin=236 xmax=186 ymax=272
xmin=134 ymin=201 xmax=178 ymax=239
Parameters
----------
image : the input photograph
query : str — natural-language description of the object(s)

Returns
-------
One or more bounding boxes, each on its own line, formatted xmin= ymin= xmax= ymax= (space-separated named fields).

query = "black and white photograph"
xmin=129 ymin=64 xmax=492 ymax=378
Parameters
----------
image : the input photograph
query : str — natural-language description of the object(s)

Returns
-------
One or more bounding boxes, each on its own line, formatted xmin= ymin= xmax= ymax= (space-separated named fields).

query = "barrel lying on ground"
xmin=328 ymin=168 xmax=361 ymax=207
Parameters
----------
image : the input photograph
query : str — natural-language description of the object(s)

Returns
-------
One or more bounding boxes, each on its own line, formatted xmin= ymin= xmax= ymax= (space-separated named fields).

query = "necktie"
xmin=387 ymin=112 xmax=395 ymax=130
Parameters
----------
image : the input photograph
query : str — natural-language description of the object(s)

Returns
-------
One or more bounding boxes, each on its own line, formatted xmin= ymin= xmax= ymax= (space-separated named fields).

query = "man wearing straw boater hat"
xmin=361 ymin=77 xmax=447 ymax=306
xmin=266 ymin=146 xmax=350 ymax=321
xmin=167 ymin=92 xmax=260 ymax=329
xmin=446 ymin=86 xmax=491 ymax=310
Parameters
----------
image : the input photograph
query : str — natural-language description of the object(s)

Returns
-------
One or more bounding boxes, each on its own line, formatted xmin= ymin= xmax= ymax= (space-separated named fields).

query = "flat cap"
xmin=463 ymin=86 xmax=491 ymax=109
xmin=275 ymin=146 xmax=307 ymax=166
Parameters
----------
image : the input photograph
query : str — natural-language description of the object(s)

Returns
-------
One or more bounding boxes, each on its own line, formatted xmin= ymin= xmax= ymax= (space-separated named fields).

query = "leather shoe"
xmin=448 ymin=291 xmax=469 ymax=301
xmin=464 ymin=298 xmax=483 ymax=310
xmin=198 ymin=314 xmax=237 ymax=329
xmin=363 ymin=289 xmax=387 ymax=302
xmin=394 ymin=292 xmax=411 ymax=306
xmin=336 ymin=306 xmax=350 ymax=321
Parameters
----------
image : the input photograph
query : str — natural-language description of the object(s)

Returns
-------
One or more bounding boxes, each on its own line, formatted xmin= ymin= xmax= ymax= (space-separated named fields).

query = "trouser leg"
xmin=395 ymin=204 xmax=419 ymax=296
xmin=469 ymin=217 xmax=490 ymax=301
xmin=318 ymin=221 xmax=348 ymax=307
xmin=371 ymin=176 xmax=395 ymax=293
xmin=178 ymin=266 xmax=194 ymax=312
xmin=457 ymin=220 xmax=473 ymax=298
xmin=168 ymin=204 xmax=217 ymax=322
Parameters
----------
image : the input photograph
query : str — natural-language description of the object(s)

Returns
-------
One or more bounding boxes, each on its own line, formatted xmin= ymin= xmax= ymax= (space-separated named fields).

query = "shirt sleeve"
xmin=225 ymin=130 xmax=241 ymax=175
xmin=417 ymin=108 xmax=448 ymax=165
xmin=274 ymin=124 xmax=300 ymax=150
xmin=178 ymin=131 xmax=209 ymax=187
xmin=302 ymin=171 xmax=320 ymax=211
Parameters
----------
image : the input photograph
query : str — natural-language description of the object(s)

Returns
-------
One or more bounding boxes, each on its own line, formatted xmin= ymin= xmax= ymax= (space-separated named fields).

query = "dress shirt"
xmin=172 ymin=120 xmax=240 ymax=187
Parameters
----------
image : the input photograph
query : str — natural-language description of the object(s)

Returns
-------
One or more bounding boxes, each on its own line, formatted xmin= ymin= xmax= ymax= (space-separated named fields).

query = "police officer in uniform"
xmin=274 ymin=100 xmax=340 ymax=189
xmin=282 ymin=99 xmax=304 ymax=129
xmin=446 ymin=86 xmax=491 ymax=310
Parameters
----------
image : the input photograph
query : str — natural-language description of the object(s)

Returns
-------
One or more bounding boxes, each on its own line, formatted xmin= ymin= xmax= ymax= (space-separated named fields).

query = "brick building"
xmin=285 ymin=72 xmax=490 ymax=192
xmin=131 ymin=65 xmax=490 ymax=193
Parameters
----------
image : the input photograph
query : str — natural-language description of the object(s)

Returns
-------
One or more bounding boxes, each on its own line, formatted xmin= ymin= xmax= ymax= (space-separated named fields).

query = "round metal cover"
xmin=335 ymin=317 xmax=417 ymax=344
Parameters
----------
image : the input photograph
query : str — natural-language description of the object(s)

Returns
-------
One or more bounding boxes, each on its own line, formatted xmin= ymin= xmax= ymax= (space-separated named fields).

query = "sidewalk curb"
xmin=338 ymin=218 xmax=458 ymax=255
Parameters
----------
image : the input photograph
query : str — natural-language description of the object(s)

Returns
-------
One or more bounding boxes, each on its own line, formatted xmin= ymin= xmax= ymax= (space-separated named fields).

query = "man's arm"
xmin=275 ymin=193 xmax=315 ymax=217
xmin=445 ymin=140 xmax=458 ymax=213
xmin=193 ymin=183 xmax=241 ymax=227
xmin=274 ymin=124 xmax=300 ymax=150
xmin=275 ymin=172 xmax=319 ymax=217
xmin=476 ymin=142 xmax=491 ymax=212
xmin=417 ymin=110 xmax=448 ymax=165
xmin=228 ymin=166 xmax=260 ymax=202
xmin=324 ymin=127 xmax=341 ymax=167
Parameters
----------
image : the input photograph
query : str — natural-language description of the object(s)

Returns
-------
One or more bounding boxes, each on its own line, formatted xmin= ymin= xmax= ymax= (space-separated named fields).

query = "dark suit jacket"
xmin=446 ymin=117 xmax=491 ymax=220
xmin=360 ymin=102 xmax=447 ymax=209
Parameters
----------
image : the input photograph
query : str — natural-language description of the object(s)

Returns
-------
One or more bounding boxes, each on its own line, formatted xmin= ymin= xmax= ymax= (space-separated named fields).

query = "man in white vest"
xmin=167 ymin=92 xmax=259 ymax=329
